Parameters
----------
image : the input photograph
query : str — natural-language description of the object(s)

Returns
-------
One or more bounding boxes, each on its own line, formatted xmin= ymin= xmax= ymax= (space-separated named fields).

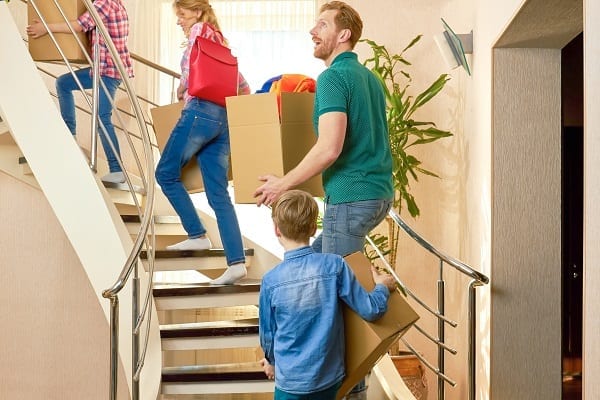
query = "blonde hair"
xmin=173 ymin=0 xmax=222 ymax=32
xmin=271 ymin=190 xmax=319 ymax=243
xmin=319 ymin=1 xmax=363 ymax=48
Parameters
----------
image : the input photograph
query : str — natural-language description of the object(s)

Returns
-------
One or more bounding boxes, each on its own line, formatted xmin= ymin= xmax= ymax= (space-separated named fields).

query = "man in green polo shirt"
xmin=254 ymin=3 xmax=393 ymax=395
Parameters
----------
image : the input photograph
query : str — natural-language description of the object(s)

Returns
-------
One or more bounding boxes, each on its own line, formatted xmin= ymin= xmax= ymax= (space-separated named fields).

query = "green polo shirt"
xmin=313 ymin=52 xmax=393 ymax=204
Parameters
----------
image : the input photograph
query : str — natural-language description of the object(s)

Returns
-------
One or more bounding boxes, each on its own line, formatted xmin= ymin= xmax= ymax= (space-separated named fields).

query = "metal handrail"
xmin=24 ymin=0 xmax=158 ymax=399
xmin=367 ymin=208 xmax=489 ymax=400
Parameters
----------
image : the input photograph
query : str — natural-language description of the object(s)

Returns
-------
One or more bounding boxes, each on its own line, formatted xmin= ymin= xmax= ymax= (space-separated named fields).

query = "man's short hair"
xmin=272 ymin=190 xmax=319 ymax=242
xmin=320 ymin=1 xmax=363 ymax=48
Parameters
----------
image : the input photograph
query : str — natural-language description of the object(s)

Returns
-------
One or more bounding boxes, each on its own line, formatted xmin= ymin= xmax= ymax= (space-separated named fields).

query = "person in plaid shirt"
xmin=27 ymin=0 xmax=133 ymax=184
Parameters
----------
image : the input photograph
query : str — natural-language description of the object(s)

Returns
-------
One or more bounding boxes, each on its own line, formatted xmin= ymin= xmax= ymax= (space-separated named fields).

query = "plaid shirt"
xmin=78 ymin=0 xmax=133 ymax=80
xmin=181 ymin=22 xmax=250 ymax=103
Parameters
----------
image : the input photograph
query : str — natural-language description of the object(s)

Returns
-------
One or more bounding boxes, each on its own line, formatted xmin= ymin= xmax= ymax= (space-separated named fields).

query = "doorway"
xmin=561 ymin=32 xmax=583 ymax=400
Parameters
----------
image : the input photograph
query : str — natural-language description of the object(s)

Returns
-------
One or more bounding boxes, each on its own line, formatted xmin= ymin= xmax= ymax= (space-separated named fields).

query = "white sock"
xmin=166 ymin=237 xmax=212 ymax=251
xmin=101 ymin=171 xmax=125 ymax=183
xmin=210 ymin=263 xmax=247 ymax=285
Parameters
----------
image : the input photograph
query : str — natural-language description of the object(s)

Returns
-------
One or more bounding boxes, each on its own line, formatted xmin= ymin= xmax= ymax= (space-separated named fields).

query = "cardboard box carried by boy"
xmin=338 ymin=252 xmax=420 ymax=399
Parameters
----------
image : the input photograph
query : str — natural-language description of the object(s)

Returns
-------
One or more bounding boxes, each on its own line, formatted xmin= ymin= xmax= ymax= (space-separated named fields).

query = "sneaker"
xmin=101 ymin=171 xmax=126 ymax=184
xmin=210 ymin=263 xmax=247 ymax=285
xmin=166 ymin=237 xmax=212 ymax=251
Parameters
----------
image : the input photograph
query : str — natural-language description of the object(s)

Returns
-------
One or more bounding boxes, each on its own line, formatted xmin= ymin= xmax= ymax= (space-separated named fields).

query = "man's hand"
xmin=371 ymin=266 xmax=396 ymax=292
xmin=253 ymin=174 xmax=287 ymax=207
xmin=26 ymin=20 xmax=48 ymax=39
xmin=260 ymin=358 xmax=275 ymax=380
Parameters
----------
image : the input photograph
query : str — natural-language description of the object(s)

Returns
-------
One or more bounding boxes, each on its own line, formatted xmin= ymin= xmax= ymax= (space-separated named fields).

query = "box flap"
xmin=226 ymin=93 xmax=280 ymax=126
xmin=279 ymin=92 xmax=315 ymax=123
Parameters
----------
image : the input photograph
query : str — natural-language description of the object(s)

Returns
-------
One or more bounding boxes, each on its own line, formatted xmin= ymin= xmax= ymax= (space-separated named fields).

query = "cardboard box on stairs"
xmin=225 ymin=92 xmax=324 ymax=203
xmin=27 ymin=0 xmax=90 ymax=63
xmin=337 ymin=252 xmax=420 ymax=399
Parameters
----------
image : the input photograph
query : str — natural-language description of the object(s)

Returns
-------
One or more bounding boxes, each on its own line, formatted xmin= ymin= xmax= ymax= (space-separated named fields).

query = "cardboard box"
xmin=226 ymin=92 xmax=324 ymax=203
xmin=338 ymin=252 xmax=420 ymax=399
xmin=151 ymin=102 xmax=235 ymax=194
xmin=151 ymin=102 xmax=204 ymax=194
xmin=28 ymin=0 xmax=90 ymax=63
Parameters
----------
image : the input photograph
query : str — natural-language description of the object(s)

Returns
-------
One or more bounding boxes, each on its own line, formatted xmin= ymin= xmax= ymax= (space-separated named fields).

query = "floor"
xmin=563 ymin=356 xmax=582 ymax=400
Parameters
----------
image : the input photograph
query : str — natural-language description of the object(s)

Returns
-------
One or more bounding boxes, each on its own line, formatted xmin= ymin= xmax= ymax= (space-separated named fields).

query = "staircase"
xmin=1 ymin=1 xmax=490 ymax=399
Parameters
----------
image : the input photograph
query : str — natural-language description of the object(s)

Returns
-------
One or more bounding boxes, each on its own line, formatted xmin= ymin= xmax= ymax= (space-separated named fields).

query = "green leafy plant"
xmin=361 ymin=35 xmax=453 ymax=266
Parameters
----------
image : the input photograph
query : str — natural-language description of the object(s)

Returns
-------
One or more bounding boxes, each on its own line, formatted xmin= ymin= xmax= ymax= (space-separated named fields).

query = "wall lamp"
xmin=434 ymin=18 xmax=473 ymax=76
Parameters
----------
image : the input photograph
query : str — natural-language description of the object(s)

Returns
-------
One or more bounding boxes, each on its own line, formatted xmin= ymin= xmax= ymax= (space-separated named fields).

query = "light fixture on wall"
xmin=434 ymin=18 xmax=472 ymax=76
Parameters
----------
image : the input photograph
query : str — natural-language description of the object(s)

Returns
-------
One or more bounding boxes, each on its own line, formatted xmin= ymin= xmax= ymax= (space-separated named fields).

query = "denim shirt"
xmin=259 ymin=246 xmax=390 ymax=394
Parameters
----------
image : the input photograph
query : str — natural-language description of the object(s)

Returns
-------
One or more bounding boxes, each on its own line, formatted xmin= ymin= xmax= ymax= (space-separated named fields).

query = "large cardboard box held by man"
xmin=226 ymin=92 xmax=324 ymax=203
xmin=27 ymin=0 xmax=89 ymax=63
xmin=338 ymin=252 xmax=420 ymax=399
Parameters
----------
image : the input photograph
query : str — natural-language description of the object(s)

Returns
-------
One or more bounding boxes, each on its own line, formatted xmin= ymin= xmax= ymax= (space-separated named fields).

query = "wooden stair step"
xmin=142 ymin=248 xmax=254 ymax=272
xmin=161 ymin=318 xmax=259 ymax=339
xmin=161 ymin=362 xmax=274 ymax=395
xmin=143 ymin=248 xmax=254 ymax=260
xmin=160 ymin=319 xmax=259 ymax=350
xmin=162 ymin=362 xmax=268 ymax=382
xmin=153 ymin=281 xmax=261 ymax=310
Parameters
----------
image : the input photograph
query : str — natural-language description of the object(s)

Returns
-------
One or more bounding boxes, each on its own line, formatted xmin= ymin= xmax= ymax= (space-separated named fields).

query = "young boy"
xmin=259 ymin=190 xmax=396 ymax=400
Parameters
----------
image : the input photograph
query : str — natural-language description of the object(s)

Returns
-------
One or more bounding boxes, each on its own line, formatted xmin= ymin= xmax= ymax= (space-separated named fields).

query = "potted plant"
xmin=361 ymin=35 xmax=453 ymax=267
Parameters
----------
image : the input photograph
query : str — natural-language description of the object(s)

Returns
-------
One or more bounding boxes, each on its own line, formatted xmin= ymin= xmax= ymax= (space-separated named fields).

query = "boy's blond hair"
xmin=271 ymin=190 xmax=319 ymax=242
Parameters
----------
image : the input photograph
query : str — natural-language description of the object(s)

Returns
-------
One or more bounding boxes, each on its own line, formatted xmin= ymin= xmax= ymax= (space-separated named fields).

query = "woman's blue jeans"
xmin=311 ymin=197 xmax=392 ymax=398
xmin=56 ymin=67 xmax=122 ymax=173
xmin=155 ymin=98 xmax=245 ymax=266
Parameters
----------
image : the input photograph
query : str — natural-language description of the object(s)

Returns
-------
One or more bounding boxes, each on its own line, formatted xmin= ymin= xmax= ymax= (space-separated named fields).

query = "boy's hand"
xmin=260 ymin=358 xmax=275 ymax=380
xmin=371 ymin=266 xmax=396 ymax=292
xmin=26 ymin=20 xmax=47 ymax=39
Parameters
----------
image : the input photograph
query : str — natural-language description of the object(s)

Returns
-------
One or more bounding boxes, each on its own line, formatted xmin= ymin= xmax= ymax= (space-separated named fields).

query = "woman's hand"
xmin=26 ymin=19 xmax=48 ymax=39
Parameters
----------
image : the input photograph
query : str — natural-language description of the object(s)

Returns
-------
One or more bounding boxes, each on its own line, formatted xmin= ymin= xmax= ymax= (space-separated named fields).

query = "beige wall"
xmin=491 ymin=47 xmax=562 ymax=399
xmin=0 ymin=172 xmax=129 ymax=400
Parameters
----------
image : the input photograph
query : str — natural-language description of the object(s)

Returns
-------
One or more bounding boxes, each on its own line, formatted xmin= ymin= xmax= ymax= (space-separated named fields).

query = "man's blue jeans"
xmin=55 ymin=67 xmax=122 ymax=173
xmin=312 ymin=197 xmax=392 ymax=398
xmin=155 ymin=98 xmax=245 ymax=266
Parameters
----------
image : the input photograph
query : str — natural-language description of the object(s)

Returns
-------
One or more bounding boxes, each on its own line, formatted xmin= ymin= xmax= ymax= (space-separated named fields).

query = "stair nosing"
xmin=160 ymin=319 xmax=259 ymax=339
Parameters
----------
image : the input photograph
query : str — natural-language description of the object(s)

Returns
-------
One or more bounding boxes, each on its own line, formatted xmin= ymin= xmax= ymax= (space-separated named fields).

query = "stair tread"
xmin=143 ymin=248 xmax=255 ymax=259
xmin=153 ymin=280 xmax=261 ymax=297
xmin=160 ymin=318 xmax=259 ymax=338
xmin=121 ymin=214 xmax=181 ymax=224
xmin=162 ymin=362 xmax=268 ymax=382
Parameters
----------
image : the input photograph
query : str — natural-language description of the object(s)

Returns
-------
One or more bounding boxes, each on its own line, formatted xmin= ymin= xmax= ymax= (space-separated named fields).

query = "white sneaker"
xmin=166 ymin=237 xmax=212 ymax=251
xmin=101 ymin=171 xmax=125 ymax=184
xmin=210 ymin=263 xmax=247 ymax=285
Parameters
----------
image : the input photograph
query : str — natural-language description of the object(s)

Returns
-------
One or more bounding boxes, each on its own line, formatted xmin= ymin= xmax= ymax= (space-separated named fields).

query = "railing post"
xmin=132 ymin=274 xmax=140 ymax=400
xmin=90 ymin=30 xmax=100 ymax=173
xmin=437 ymin=260 xmax=445 ymax=400
xmin=109 ymin=296 xmax=119 ymax=400
xmin=468 ymin=280 xmax=481 ymax=400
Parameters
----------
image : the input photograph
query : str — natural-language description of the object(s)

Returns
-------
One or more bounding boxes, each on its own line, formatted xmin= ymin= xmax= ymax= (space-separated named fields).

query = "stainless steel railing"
xmin=24 ymin=0 xmax=159 ymax=399
xmin=367 ymin=208 xmax=489 ymax=400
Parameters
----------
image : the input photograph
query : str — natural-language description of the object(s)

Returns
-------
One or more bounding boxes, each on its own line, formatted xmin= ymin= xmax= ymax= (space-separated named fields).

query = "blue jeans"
xmin=56 ymin=67 xmax=122 ymax=172
xmin=312 ymin=198 xmax=392 ymax=398
xmin=274 ymin=380 xmax=342 ymax=400
xmin=155 ymin=98 xmax=245 ymax=266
